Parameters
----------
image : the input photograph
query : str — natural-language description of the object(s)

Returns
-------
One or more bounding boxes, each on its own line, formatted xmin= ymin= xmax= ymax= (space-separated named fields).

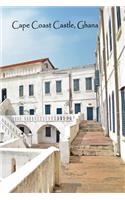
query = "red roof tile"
xmin=0 ymin=58 xmax=55 ymax=70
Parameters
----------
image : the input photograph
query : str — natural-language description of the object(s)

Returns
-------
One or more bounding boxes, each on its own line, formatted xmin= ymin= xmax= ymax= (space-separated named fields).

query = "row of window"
xmin=19 ymin=103 xmax=81 ymax=115
xmin=18 ymin=77 xmax=92 ymax=97
xmin=106 ymin=7 xmax=121 ymax=61
xmin=45 ymin=77 xmax=92 ymax=94
xmin=19 ymin=84 xmax=34 ymax=97
xmin=108 ymin=88 xmax=125 ymax=137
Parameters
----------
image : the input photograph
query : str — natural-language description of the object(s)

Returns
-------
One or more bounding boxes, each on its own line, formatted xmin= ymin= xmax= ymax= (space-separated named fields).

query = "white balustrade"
xmin=0 ymin=115 xmax=31 ymax=147
xmin=9 ymin=114 xmax=76 ymax=123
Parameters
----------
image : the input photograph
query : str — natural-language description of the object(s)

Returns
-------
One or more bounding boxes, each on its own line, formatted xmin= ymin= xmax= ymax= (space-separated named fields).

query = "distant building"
xmin=95 ymin=7 xmax=125 ymax=161
xmin=0 ymin=58 xmax=96 ymax=144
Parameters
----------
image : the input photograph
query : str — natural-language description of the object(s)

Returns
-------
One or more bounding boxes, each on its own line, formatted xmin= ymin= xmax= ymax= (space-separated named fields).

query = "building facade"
xmin=95 ymin=7 xmax=125 ymax=161
xmin=0 ymin=58 xmax=96 ymax=145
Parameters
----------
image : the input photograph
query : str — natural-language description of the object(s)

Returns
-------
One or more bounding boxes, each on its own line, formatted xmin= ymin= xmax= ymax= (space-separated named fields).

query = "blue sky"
xmin=0 ymin=7 xmax=99 ymax=68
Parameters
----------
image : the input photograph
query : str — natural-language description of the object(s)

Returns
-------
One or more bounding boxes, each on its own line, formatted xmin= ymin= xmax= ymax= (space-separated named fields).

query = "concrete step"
xmin=80 ymin=128 xmax=103 ymax=132
xmin=71 ymin=144 xmax=114 ymax=156
xmin=71 ymin=120 xmax=114 ymax=157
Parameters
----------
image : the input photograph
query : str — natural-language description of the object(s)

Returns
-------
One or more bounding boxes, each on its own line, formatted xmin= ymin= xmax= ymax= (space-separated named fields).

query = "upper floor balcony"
xmin=8 ymin=114 xmax=78 ymax=123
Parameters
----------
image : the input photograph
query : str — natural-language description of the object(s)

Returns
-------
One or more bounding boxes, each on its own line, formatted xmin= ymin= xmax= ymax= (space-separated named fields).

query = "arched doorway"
xmin=37 ymin=124 xmax=60 ymax=144
xmin=17 ymin=124 xmax=32 ymax=135
xmin=11 ymin=158 xmax=16 ymax=173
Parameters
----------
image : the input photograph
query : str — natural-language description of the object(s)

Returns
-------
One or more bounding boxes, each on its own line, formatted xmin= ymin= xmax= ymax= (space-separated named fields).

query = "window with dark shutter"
xmin=45 ymin=105 xmax=51 ymax=115
xmin=121 ymin=88 xmax=125 ymax=136
xmin=86 ymin=77 xmax=92 ymax=90
xmin=109 ymin=95 xmax=112 ymax=131
xmin=73 ymin=79 xmax=79 ymax=91
xmin=19 ymin=106 xmax=24 ymax=115
xmin=45 ymin=82 xmax=50 ymax=94
xmin=112 ymin=91 xmax=115 ymax=132
xmin=75 ymin=103 xmax=81 ymax=114
xmin=19 ymin=85 xmax=23 ymax=97
xmin=116 ymin=7 xmax=121 ymax=30
xmin=56 ymin=80 xmax=62 ymax=93
xmin=29 ymin=84 xmax=34 ymax=96
xmin=109 ymin=18 xmax=112 ymax=52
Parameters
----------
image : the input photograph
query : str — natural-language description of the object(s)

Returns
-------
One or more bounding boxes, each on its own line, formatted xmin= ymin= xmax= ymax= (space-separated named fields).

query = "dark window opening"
xmin=57 ymin=108 xmax=62 ymax=114
xmin=75 ymin=103 xmax=81 ymax=114
xmin=116 ymin=7 xmax=121 ymax=30
xmin=45 ymin=82 xmax=50 ymax=94
xmin=45 ymin=127 xmax=51 ymax=137
xmin=56 ymin=80 xmax=62 ymax=93
xmin=86 ymin=77 xmax=92 ymax=90
xmin=19 ymin=106 xmax=24 ymax=115
xmin=2 ymin=88 xmax=7 ymax=102
xmin=73 ymin=79 xmax=80 ymax=91
xmin=29 ymin=109 xmax=35 ymax=115
xmin=19 ymin=85 xmax=24 ymax=97
xmin=29 ymin=84 xmax=34 ymax=96
xmin=112 ymin=91 xmax=115 ymax=132
xmin=121 ymin=87 xmax=125 ymax=136
xmin=45 ymin=105 xmax=51 ymax=115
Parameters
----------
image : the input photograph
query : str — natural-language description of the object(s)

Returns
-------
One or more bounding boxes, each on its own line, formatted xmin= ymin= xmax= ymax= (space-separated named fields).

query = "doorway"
xmin=56 ymin=130 xmax=60 ymax=143
xmin=87 ymin=107 xmax=93 ymax=120
xmin=2 ymin=88 xmax=7 ymax=102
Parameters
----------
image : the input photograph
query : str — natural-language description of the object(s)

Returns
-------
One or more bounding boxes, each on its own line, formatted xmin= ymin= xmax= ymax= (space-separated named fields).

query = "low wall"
xmin=69 ymin=123 xmax=79 ymax=144
xmin=70 ymin=113 xmax=84 ymax=144
xmin=0 ymin=147 xmax=60 ymax=193
xmin=0 ymin=138 xmax=26 ymax=148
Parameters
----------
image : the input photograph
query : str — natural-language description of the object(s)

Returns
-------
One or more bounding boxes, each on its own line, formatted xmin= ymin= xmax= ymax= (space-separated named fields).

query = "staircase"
xmin=71 ymin=120 xmax=114 ymax=156
xmin=0 ymin=99 xmax=31 ymax=147
xmin=0 ymin=115 xmax=31 ymax=147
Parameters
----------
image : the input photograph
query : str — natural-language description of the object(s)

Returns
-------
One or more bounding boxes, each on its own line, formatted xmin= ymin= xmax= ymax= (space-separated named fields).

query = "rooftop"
xmin=0 ymin=58 xmax=55 ymax=70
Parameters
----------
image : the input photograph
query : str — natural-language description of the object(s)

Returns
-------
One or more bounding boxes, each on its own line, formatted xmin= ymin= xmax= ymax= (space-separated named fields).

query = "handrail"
xmin=0 ymin=115 xmax=31 ymax=147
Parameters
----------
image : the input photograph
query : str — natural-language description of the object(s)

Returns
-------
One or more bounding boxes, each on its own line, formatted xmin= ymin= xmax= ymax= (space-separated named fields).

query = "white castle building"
xmin=0 ymin=58 xmax=96 ymax=163
xmin=95 ymin=6 xmax=125 ymax=161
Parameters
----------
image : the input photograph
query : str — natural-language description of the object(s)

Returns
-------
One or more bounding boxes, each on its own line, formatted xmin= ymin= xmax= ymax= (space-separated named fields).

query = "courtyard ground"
xmin=54 ymin=155 xmax=125 ymax=193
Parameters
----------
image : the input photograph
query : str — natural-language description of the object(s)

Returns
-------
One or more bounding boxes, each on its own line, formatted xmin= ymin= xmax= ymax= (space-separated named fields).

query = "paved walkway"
xmin=54 ymin=156 xmax=125 ymax=193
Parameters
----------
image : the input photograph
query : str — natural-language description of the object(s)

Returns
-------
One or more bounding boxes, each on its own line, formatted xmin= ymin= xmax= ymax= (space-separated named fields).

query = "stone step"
xmin=80 ymin=128 xmax=103 ymax=132
xmin=71 ymin=145 xmax=114 ymax=156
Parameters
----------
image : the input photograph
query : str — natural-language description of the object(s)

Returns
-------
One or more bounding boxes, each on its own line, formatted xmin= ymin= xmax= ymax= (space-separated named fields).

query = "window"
xmin=86 ymin=77 xmax=92 ymax=90
xmin=73 ymin=79 xmax=79 ymax=91
xmin=56 ymin=80 xmax=62 ymax=93
xmin=121 ymin=87 xmax=125 ymax=136
xmin=29 ymin=84 xmax=34 ymax=96
xmin=29 ymin=109 xmax=34 ymax=115
xmin=75 ymin=103 xmax=81 ymax=114
xmin=19 ymin=85 xmax=23 ymax=97
xmin=116 ymin=7 xmax=121 ymax=30
xmin=45 ymin=127 xmax=51 ymax=137
xmin=19 ymin=106 xmax=24 ymax=115
xmin=45 ymin=105 xmax=51 ymax=114
xmin=45 ymin=82 xmax=50 ymax=94
xmin=57 ymin=108 xmax=62 ymax=114
xmin=112 ymin=91 xmax=115 ymax=132
xmin=106 ymin=33 xmax=109 ymax=61
xmin=109 ymin=18 xmax=112 ymax=52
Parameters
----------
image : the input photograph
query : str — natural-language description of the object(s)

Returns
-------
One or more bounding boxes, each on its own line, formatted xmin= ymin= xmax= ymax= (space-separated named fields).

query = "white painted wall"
xmin=0 ymin=148 xmax=39 ymax=178
xmin=96 ymin=7 xmax=125 ymax=161
xmin=37 ymin=126 xmax=58 ymax=143
xmin=0 ymin=64 xmax=96 ymax=120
